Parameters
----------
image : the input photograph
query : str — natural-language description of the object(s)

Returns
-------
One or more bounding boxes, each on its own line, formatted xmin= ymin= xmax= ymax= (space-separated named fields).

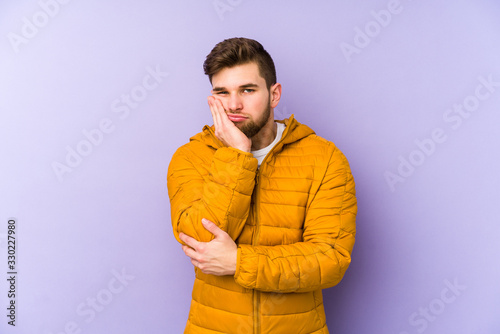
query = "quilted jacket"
xmin=167 ymin=115 xmax=357 ymax=334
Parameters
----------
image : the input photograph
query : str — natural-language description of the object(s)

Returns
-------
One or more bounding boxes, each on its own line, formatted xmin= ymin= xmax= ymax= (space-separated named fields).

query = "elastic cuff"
xmin=234 ymin=246 xmax=242 ymax=279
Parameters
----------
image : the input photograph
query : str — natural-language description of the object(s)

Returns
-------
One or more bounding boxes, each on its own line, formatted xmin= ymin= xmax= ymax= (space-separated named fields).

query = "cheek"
xmin=249 ymin=94 xmax=268 ymax=110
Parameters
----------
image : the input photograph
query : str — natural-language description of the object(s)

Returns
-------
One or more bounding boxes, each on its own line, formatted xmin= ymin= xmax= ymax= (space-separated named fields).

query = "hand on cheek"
xmin=207 ymin=96 xmax=251 ymax=153
xmin=210 ymin=95 xmax=224 ymax=109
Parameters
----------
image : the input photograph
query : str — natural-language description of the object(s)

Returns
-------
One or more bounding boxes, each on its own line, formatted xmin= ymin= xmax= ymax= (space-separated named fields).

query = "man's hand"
xmin=208 ymin=96 xmax=251 ymax=152
xmin=179 ymin=218 xmax=237 ymax=276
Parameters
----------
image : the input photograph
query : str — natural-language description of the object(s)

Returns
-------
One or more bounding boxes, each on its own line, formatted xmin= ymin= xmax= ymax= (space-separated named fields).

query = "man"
xmin=167 ymin=37 xmax=357 ymax=334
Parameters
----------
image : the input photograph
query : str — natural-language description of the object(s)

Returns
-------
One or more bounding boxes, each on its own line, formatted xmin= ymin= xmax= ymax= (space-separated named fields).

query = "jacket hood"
xmin=189 ymin=114 xmax=315 ymax=151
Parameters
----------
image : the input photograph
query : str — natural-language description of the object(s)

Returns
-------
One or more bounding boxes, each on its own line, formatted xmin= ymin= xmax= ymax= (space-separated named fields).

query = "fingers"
xmin=213 ymin=97 xmax=229 ymax=124
xmin=189 ymin=258 xmax=199 ymax=268
xmin=207 ymin=96 xmax=219 ymax=127
xmin=201 ymin=218 xmax=224 ymax=238
xmin=182 ymin=245 xmax=202 ymax=270
xmin=181 ymin=244 xmax=197 ymax=259
xmin=208 ymin=97 xmax=225 ymax=140
xmin=208 ymin=96 xmax=232 ymax=130
xmin=179 ymin=232 xmax=200 ymax=250
xmin=208 ymin=95 xmax=225 ymax=116
xmin=208 ymin=96 xmax=250 ymax=150
xmin=208 ymin=96 xmax=224 ymax=127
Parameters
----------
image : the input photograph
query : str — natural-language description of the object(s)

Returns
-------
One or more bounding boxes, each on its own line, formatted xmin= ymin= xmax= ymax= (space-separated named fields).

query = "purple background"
xmin=1 ymin=1 xmax=499 ymax=333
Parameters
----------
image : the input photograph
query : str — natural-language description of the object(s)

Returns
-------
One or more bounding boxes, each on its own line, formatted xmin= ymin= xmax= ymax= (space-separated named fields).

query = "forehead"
xmin=211 ymin=62 xmax=266 ymax=88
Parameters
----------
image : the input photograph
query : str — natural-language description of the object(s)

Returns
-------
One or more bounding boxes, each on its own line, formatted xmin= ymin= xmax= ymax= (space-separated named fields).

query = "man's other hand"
xmin=179 ymin=218 xmax=237 ymax=276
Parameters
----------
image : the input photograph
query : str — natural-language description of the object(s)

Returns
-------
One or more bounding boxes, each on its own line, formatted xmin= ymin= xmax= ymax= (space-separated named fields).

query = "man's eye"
xmin=243 ymin=89 xmax=254 ymax=93
xmin=216 ymin=91 xmax=228 ymax=95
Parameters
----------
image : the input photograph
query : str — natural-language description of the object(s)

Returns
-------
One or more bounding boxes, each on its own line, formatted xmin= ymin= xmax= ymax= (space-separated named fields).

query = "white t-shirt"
xmin=251 ymin=122 xmax=286 ymax=166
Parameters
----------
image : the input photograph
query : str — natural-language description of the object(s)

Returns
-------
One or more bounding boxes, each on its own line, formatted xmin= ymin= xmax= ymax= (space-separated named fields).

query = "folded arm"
xmin=167 ymin=145 xmax=258 ymax=244
xmin=234 ymin=147 xmax=357 ymax=293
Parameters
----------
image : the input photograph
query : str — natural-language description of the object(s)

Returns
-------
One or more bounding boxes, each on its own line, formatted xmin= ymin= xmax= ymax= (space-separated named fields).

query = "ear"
xmin=269 ymin=83 xmax=282 ymax=108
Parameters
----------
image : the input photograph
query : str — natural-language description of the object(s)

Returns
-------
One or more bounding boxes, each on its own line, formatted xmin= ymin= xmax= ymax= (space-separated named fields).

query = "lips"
xmin=227 ymin=114 xmax=247 ymax=122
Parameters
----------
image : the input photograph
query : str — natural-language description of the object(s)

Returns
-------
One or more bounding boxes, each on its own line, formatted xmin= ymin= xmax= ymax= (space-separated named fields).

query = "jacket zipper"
xmin=253 ymin=168 xmax=261 ymax=334
xmin=205 ymin=119 xmax=297 ymax=333
xmin=253 ymin=168 xmax=261 ymax=245
xmin=252 ymin=121 xmax=292 ymax=334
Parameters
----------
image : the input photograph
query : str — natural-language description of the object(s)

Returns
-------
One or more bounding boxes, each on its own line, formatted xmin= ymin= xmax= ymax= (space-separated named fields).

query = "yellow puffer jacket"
xmin=167 ymin=115 xmax=357 ymax=334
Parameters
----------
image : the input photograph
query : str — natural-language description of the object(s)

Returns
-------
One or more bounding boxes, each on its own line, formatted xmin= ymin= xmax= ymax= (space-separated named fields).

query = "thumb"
xmin=202 ymin=218 xmax=223 ymax=237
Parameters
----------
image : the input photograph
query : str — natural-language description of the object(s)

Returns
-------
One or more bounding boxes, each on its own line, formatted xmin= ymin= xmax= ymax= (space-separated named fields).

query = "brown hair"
xmin=203 ymin=37 xmax=277 ymax=89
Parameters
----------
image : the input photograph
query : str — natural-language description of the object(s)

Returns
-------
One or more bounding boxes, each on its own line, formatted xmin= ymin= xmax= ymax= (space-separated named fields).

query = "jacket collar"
xmin=190 ymin=114 xmax=315 ymax=151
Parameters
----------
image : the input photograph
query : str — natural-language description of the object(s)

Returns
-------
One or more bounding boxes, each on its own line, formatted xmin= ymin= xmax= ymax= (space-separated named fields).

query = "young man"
xmin=167 ymin=37 xmax=357 ymax=334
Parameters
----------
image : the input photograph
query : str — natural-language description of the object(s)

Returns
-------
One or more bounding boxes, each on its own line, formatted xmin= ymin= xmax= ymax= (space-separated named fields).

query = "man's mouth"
xmin=227 ymin=114 xmax=247 ymax=122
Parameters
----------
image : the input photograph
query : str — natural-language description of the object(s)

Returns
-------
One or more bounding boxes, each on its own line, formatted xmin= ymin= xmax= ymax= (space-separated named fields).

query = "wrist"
xmin=236 ymin=142 xmax=252 ymax=153
xmin=237 ymin=146 xmax=251 ymax=153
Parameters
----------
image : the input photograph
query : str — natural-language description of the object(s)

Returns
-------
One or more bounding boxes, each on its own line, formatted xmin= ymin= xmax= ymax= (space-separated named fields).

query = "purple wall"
xmin=1 ymin=1 xmax=499 ymax=333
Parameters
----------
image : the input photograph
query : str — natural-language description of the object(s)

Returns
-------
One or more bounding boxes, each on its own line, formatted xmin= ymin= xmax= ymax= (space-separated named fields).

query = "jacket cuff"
xmin=233 ymin=244 xmax=258 ymax=289
xmin=234 ymin=246 xmax=242 ymax=279
xmin=214 ymin=147 xmax=257 ymax=168
xmin=211 ymin=147 xmax=258 ymax=195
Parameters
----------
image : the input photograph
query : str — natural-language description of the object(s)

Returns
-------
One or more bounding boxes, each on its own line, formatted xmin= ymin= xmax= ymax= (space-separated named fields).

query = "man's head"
xmin=204 ymin=38 xmax=281 ymax=140
xmin=203 ymin=37 xmax=277 ymax=90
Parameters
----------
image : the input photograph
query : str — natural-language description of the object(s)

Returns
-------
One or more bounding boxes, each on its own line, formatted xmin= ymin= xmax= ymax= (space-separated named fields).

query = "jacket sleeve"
xmin=234 ymin=147 xmax=356 ymax=293
xmin=167 ymin=145 xmax=258 ymax=244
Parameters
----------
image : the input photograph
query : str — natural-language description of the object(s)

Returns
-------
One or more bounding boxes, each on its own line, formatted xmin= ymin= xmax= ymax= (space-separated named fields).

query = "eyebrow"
xmin=212 ymin=83 xmax=259 ymax=92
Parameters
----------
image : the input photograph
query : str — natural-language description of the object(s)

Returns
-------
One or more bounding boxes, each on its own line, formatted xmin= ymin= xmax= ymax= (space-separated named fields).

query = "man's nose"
xmin=227 ymin=94 xmax=243 ymax=112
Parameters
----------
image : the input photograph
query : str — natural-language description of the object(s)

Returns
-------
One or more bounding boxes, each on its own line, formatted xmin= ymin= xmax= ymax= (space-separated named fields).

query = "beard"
xmin=236 ymin=98 xmax=271 ymax=139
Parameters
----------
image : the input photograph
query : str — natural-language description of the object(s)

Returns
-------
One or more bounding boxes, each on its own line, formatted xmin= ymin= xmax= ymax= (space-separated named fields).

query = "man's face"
xmin=211 ymin=62 xmax=272 ymax=138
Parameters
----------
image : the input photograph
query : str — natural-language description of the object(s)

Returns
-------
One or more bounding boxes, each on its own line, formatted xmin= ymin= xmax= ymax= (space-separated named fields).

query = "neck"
xmin=251 ymin=119 xmax=277 ymax=151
